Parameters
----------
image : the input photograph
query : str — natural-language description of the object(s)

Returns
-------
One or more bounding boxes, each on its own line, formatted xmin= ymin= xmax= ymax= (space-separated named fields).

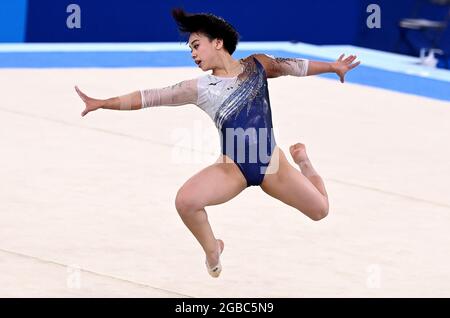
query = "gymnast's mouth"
xmin=195 ymin=60 xmax=202 ymax=66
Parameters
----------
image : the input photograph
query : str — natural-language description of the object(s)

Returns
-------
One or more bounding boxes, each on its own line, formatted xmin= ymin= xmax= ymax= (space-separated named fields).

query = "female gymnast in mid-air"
xmin=75 ymin=8 xmax=360 ymax=278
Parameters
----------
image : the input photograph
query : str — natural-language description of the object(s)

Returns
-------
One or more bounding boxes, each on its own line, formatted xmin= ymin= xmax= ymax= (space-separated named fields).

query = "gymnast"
xmin=75 ymin=8 xmax=360 ymax=278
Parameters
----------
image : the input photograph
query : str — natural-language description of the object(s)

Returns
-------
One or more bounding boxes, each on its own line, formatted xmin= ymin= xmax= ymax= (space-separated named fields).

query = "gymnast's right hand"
xmin=75 ymin=86 xmax=104 ymax=117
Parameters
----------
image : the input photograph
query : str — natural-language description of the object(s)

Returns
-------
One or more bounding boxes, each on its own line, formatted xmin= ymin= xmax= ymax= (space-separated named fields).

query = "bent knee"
xmin=175 ymin=188 xmax=203 ymax=215
xmin=309 ymin=200 xmax=329 ymax=221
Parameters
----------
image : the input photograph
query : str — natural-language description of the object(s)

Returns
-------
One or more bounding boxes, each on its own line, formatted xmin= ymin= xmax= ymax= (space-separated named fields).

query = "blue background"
xmin=1 ymin=0 xmax=449 ymax=58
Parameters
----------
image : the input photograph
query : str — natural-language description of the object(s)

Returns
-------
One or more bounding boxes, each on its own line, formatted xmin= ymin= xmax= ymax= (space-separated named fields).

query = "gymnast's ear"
xmin=214 ymin=38 xmax=224 ymax=51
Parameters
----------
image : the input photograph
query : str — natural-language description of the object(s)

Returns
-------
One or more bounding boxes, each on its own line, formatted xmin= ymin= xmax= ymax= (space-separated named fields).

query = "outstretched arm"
xmin=252 ymin=53 xmax=360 ymax=83
xmin=307 ymin=54 xmax=360 ymax=83
xmin=75 ymin=79 xmax=198 ymax=117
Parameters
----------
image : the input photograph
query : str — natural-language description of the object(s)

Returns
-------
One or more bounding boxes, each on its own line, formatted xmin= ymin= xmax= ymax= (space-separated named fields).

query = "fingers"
xmin=75 ymin=85 xmax=87 ymax=102
xmin=344 ymin=55 xmax=357 ymax=64
xmin=336 ymin=54 xmax=360 ymax=84
xmin=75 ymin=85 xmax=81 ymax=96
xmin=338 ymin=54 xmax=360 ymax=69
xmin=76 ymin=86 xmax=88 ymax=117
xmin=349 ymin=60 xmax=361 ymax=69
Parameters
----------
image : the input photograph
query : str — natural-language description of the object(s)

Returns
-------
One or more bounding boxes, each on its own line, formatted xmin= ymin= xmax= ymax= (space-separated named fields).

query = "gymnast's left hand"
xmin=332 ymin=54 xmax=360 ymax=83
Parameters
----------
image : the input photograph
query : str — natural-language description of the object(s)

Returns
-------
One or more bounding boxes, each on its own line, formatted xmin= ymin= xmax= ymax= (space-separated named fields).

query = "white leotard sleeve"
xmin=140 ymin=79 xmax=198 ymax=108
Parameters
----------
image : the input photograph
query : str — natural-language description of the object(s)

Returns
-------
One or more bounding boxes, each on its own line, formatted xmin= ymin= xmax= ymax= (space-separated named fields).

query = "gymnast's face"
xmin=189 ymin=32 xmax=224 ymax=71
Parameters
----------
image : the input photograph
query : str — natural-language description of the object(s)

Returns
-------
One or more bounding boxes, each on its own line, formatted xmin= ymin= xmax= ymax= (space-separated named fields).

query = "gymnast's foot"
xmin=205 ymin=239 xmax=224 ymax=278
xmin=290 ymin=143 xmax=320 ymax=178
xmin=289 ymin=143 xmax=309 ymax=165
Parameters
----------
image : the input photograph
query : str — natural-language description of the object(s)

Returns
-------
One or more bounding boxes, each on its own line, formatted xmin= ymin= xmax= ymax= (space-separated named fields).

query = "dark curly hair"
xmin=171 ymin=8 xmax=240 ymax=55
